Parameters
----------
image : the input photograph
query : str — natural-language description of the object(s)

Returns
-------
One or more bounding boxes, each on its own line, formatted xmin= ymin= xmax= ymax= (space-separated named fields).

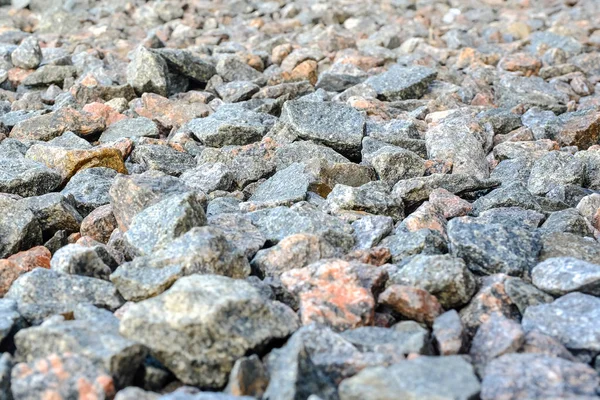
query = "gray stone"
xmin=390 ymin=254 xmax=477 ymax=309
xmin=108 ymin=170 xmax=190 ymax=231
xmin=341 ymin=324 xmax=432 ymax=356
xmin=432 ymin=310 xmax=466 ymax=356
xmin=274 ymin=141 xmax=350 ymax=170
xmin=538 ymin=208 xmax=594 ymax=237
xmin=495 ymin=75 xmax=569 ymax=113
xmin=351 ymin=215 xmax=394 ymax=250
xmin=0 ymin=202 xmax=42 ymax=259
xmin=425 ymin=114 xmax=490 ymax=179
xmin=10 ymin=36 xmax=41 ymax=69
xmin=489 ymin=158 xmax=531 ymax=186
xmin=540 ymin=232 xmax=600 ymax=263
xmin=124 ymin=192 xmax=206 ymax=256
xmin=278 ymin=100 xmax=365 ymax=159
xmin=574 ymin=149 xmax=600 ymax=190
xmin=532 ymin=257 xmax=600 ymax=296
xmin=127 ymin=46 xmax=169 ymax=97
xmin=363 ymin=146 xmax=425 ymax=184
xmin=0 ymin=299 xmax=22 ymax=346
xmin=14 ymin=315 xmax=146 ymax=388
xmin=152 ymin=48 xmax=216 ymax=83
xmin=447 ymin=217 xmax=541 ymax=278
xmin=180 ymin=162 xmax=233 ymax=194
xmin=216 ymin=55 xmax=262 ymax=82
xmin=324 ymin=181 xmax=404 ymax=221
xmin=251 ymin=233 xmax=339 ymax=279
xmin=481 ymin=354 xmax=598 ymax=400
xmin=263 ymin=324 xmax=394 ymax=400
xmin=50 ymin=244 xmax=112 ymax=280
xmin=472 ymin=182 xmax=541 ymax=216
xmin=187 ymin=105 xmax=275 ymax=147
xmin=316 ymin=63 xmax=368 ymax=92
xmin=476 ymin=207 xmax=545 ymax=230
xmin=61 ymin=167 xmax=118 ymax=217
xmin=119 ymin=274 xmax=299 ymax=388
xmin=130 ymin=144 xmax=197 ymax=176
xmin=0 ymin=156 xmax=61 ymax=197
xmin=522 ymin=292 xmax=600 ymax=352
xmin=207 ymin=213 xmax=265 ymax=259
xmin=364 ymin=65 xmax=436 ymax=101
xmin=379 ymin=229 xmax=448 ymax=264
xmin=111 ymin=226 xmax=251 ymax=301
xmin=216 ymin=81 xmax=260 ymax=103
xmin=5 ymin=268 xmax=123 ymax=325
xmin=339 ymin=356 xmax=480 ymax=400
xmin=21 ymin=65 xmax=77 ymax=86
xmin=248 ymin=203 xmax=354 ymax=250
xmin=469 ymin=314 xmax=524 ymax=373
xmin=527 ymin=151 xmax=585 ymax=196
xmin=19 ymin=193 xmax=82 ymax=238
xmin=248 ymin=163 xmax=314 ymax=207
xmin=503 ymin=276 xmax=554 ymax=315
xmin=529 ymin=31 xmax=584 ymax=57
xmin=392 ymin=173 xmax=498 ymax=206
xmin=99 ymin=117 xmax=159 ymax=143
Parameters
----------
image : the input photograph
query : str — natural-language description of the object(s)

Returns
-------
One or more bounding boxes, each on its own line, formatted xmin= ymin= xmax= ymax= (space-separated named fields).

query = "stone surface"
xmin=532 ymin=257 xmax=600 ymax=296
xmin=379 ymin=285 xmax=443 ymax=326
xmin=364 ymin=65 xmax=437 ymax=101
xmin=119 ymin=275 xmax=299 ymax=388
xmin=522 ymin=292 xmax=600 ymax=352
xmin=481 ymin=354 xmax=599 ymax=400
xmin=339 ymin=356 xmax=480 ymax=400
xmin=5 ymin=268 xmax=123 ymax=324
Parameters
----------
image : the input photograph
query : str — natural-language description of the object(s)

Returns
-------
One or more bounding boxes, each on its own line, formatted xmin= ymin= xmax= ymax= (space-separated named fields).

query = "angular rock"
xmin=522 ymin=292 xmax=600 ymax=352
xmin=50 ymin=243 xmax=112 ymax=280
xmin=61 ymin=167 xmax=118 ymax=217
xmin=379 ymin=285 xmax=443 ymax=325
xmin=379 ymin=228 xmax=448 ymax=264
xmin=80 ymin=204 xmax=117 ymax=244
xmin=469 ymin=314 xmax=524 ymax=372
xmin=180 ymin=162 xmax=233 ymax=194
xmin=152 ymin=48 xmax=215 ymax=83
xmin=389 ymin=254 xmax=477 ymax=309
xmin=363 ymin=146 xmax=425 ymax=184
xmin=99 ymin=117 xmax=159 ymax=143
xmin=527 ymin=151 xmax=585 ymax=196
xmin=187 ymin=105 xmax=275 ymax=147
xmin=127 ymin=46 xmax=169 ymax=97
xmin=351 ymin=215 xmax=393 ymax=250
xmin=5 ymin=268 xmax=123 ymax=325
xmin=19 ymin=193 xmax=82 ymax=238
xmin=339 ymin=356 xmax=480 ymax=400
xmin=324 ymin=181 xmax=404 ymax=221
xmin=0 ymin=156 xmax=61 ymax=197
xmin=281 ymin=259 xmax=382 ymax=332
xmin=248 ymin=162 xmax=314 ymax=207
xmin=0 ymin=202 xmax=42 ymax=259
xmin=278 ymin=100 xmax=365 ymax=159
xmin=432 ymin=310 xmax=466 ymax=356
xmin=119 ymin=274 xmax=299 ymax=388
xmin=447 ymin=217 xmax=541 ymax=278
xmin=481 ymin=354 xmax=598 ymax=400
xmin=130 ymin=144 xmax=197 ymax=176
xmin=111 ymin=226 xmax=250 ymax=301
xmin=495 ymin=75 xmax=569 ymax=113
xmin=364 ymin=65 xmax=436 ymax=101
xmin=11 ymin=36 xmax=41 ymax=69
xmin=124 ymin=192 xmax=206 ymax=256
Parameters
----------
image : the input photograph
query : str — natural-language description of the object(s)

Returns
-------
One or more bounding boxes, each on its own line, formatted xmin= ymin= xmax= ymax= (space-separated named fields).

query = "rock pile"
xmin=0 ymin=0 xmax=599 ymax=398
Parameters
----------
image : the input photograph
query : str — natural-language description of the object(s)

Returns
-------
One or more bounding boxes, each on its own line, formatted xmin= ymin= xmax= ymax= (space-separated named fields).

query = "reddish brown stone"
xmin=271 ymin=43 xmax=293 ymax=65
xmin=459 ymin=274 xmax=520 ymax=337
xmin=289 ymin=60 xmax=318 ymax=85
xmin=379 ymin=285 xmax=444 ymax=326
xmin=556 ymin=110 xmax=600 ymax=149
xmin=400 ymin=201 xmax=447 ymax=237
xmin=343 ymin=247 xmax=391 ymax=266
xmin=11 ymin=353 xmax=116 ymax=400
xmin=0 ymin=246 xmax=51 ymax=296
xmin=423 ymin=159 xmax=453 ymax=175
xmin=134 ymin=92 xmax=211 ymax=130
xmin=82 ymin=102 xmax=126 ymax=126
xmin=281 ymin=259 xmax=378 ymax=332
xmin=499 ymin=53 xmax=542 ymax=76
xmin=7 ymin=67 xmax=33 ymax=87
xmin=429 ymin=188 xmax=472 ymax=219
xmin=80 ymin=205 xmax=118 ymax=244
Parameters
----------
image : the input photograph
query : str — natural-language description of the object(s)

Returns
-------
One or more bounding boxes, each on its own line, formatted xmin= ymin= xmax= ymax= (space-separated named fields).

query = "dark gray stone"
xmin=364 ymin=65 xmax=436 ymax=101
xmin=127 ymin=46 xmax=169 ymax=97
xmin=324 ymin=181 xmax=404 ymax=221
xmin=495 ymin=75 xmax=569 ymax=113
xmin=379 ymin=229 xmax=448 ymax=264
xmin=61 ymin=167 xmax=118 ymax=217
xmin=0 ymin=201 xmax=42 ymax=259
xmin=216 ymin=55 xmax=262 ymax=82
xmin=447 ymin=217 xmax=541 ymax=278
xmin=50 ymin=243 xmax=113 ymax=280
xmin=19 ymin=193 xmax=82 ymax=238
xmin=152 ymin=48 xmax=216 ymax=83
xmin=472 ymin=182 xmax=541 ymax=216
xmin=351 ymin=215 xmax=394 ymax=250
xmin=527 ymin=151 xmax=585 ymax=196
xmin=363 ymin=146 xmax=425 ymax=184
